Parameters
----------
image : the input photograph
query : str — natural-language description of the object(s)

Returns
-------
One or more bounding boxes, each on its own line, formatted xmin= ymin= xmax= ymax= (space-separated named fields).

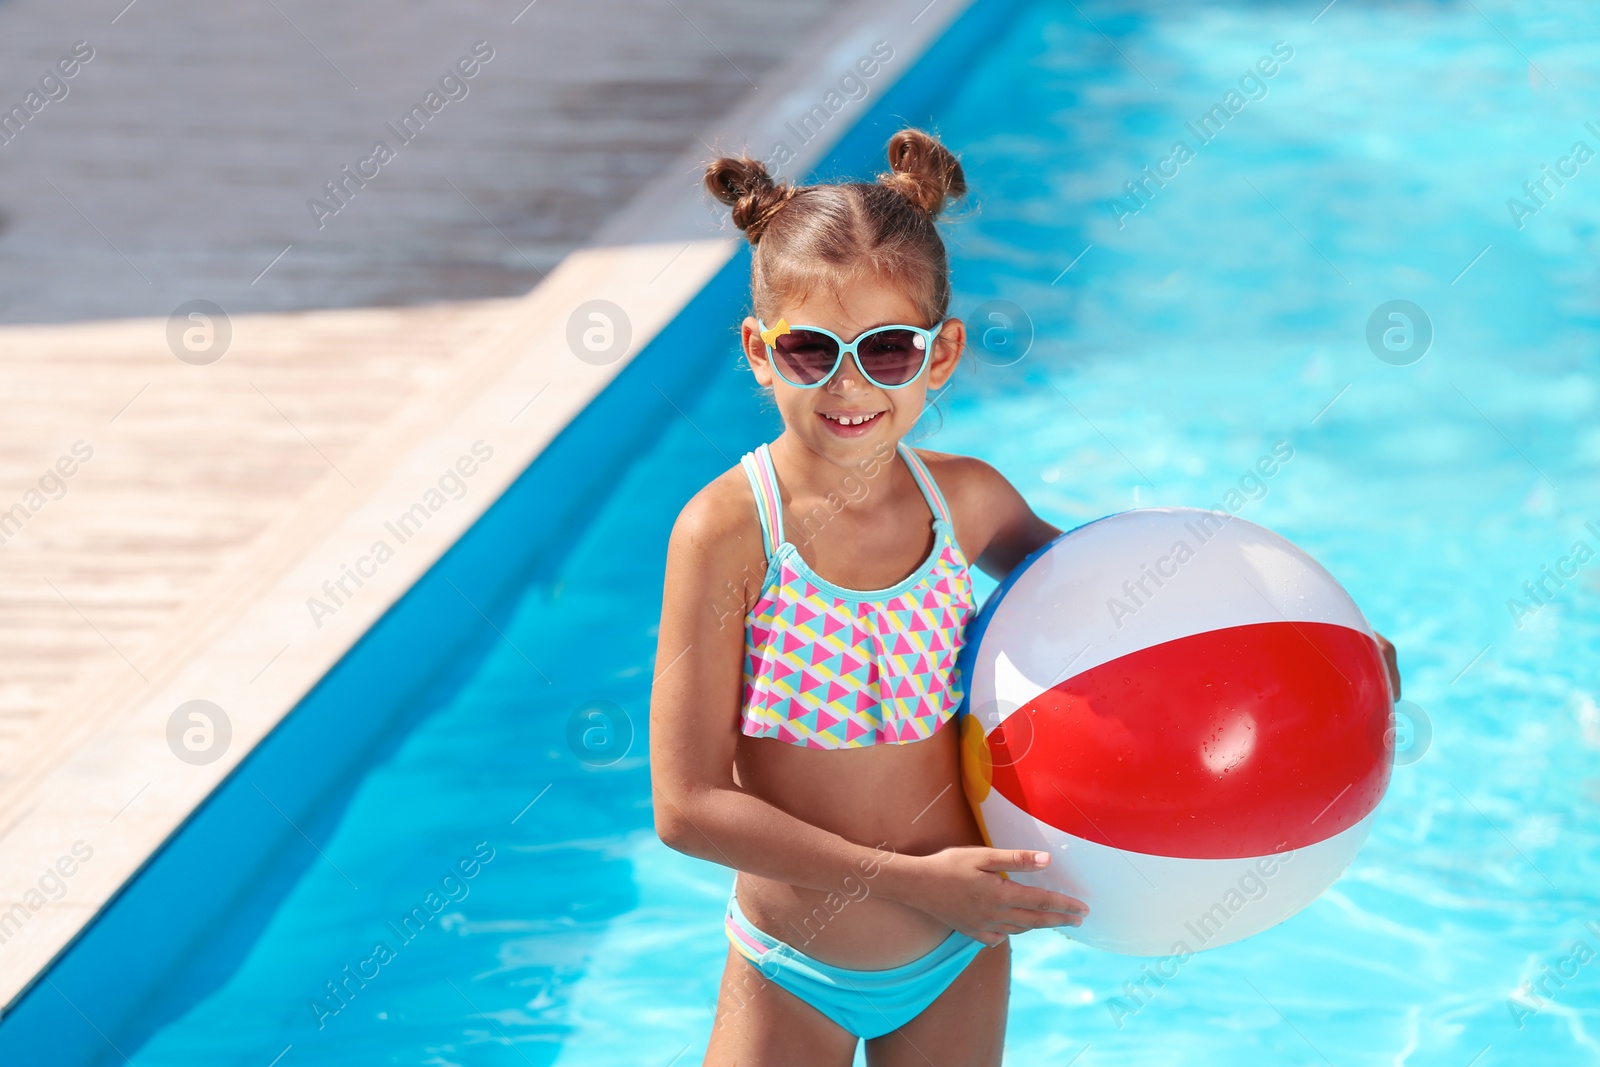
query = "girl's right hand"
xmin=899 ymin=847 xmax=1088 ymax=946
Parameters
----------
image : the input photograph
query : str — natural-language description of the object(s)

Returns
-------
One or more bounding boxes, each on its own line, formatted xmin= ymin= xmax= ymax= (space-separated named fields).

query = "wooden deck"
xmin=0 ymin=298 xmax=522 ymax=819
xmin=0 ymin=0 xmax=973 ymax=1016
xmin=0 ymin=0 xmax=850 ymax=326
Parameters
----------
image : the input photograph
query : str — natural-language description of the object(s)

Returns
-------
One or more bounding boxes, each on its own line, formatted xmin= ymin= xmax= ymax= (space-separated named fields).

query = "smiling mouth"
xmin=819 ymin=411 xmax=883 ymax=427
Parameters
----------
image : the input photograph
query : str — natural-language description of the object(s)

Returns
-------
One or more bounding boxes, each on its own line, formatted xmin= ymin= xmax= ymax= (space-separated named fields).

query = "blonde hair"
xmin=703 ymin=128 xmax=968 ymax=327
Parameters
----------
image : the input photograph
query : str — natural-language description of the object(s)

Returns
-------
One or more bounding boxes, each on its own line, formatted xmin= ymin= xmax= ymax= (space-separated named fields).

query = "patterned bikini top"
xmin=737 ymin=440 xmax=976 ymax=749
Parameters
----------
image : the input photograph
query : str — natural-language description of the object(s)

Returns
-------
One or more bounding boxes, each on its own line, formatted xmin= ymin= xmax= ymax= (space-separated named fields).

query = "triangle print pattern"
xmin=740 ymin=536 xmax=976 ymax=749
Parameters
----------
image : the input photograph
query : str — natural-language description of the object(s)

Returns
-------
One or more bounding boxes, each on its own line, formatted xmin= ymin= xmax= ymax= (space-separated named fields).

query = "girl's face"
xmin=740 ymin=273 xmax=965 ymax=463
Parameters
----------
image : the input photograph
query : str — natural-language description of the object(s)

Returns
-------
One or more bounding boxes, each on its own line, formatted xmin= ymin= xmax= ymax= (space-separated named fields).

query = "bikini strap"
xmin=739 ymin=443 xmax=785 ymax=559
xmin=896 ymin=441 xmax=953 ymax=525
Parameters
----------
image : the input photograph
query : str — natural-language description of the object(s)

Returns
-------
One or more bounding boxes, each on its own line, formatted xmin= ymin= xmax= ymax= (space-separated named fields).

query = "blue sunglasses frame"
xmin=755 ymin=318 xmax=948 ymax=390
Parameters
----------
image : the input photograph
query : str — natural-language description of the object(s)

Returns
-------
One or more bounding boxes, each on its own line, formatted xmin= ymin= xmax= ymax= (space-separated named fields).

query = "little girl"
xmin=649 ymin=128 xmax=1088 ymax=1066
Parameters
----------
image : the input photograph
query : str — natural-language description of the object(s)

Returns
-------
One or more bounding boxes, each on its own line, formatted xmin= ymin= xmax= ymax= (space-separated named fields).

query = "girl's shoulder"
xmin=902 ymin=444 xmax=967 ymax=472
xmin=903 ymin=445 xmax=996 ymax=507
xmin=903 ymin=446 xmax=1029 ymax=543
xmin=664 ymin=461 xmax=779 ymax=601
xmin=670 ymin=462 xmax=763 ymax=553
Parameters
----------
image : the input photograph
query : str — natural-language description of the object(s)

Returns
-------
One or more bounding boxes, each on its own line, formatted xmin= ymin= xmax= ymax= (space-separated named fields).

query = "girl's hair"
xmin=702 ymin=128 xmax=967 ymax=327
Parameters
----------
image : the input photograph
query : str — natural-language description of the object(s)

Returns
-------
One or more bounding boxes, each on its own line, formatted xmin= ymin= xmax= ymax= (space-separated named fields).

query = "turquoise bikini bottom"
xmin=723 ymin=884 xmax=988 ymax=1040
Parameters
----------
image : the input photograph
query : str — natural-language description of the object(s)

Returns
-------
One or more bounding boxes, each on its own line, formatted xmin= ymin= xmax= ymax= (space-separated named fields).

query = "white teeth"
xmin=824 ymin=412 xmax=878 ymax=426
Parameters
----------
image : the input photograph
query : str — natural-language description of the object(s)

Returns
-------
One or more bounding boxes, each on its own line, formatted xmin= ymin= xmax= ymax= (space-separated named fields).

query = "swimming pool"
xmin=8 ymin=0 xmax=1600 ymax=1063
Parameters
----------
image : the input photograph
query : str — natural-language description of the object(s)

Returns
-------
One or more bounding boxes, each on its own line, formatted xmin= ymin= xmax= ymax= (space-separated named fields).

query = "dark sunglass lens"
xmin=772 ymin=330 xmax=838 ymax=384
xmin=857 ymin=329 xmax=926 ymax=385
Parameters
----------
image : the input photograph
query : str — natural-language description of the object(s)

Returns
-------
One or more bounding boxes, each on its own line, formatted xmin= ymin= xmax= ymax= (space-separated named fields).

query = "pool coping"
xmin=0 ymin=0 xmax=987 ymax=1024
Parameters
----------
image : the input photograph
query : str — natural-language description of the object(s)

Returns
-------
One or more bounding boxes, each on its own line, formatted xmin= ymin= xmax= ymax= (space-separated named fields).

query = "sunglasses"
xmin=756 ymin=317 xmax=947 ymax=390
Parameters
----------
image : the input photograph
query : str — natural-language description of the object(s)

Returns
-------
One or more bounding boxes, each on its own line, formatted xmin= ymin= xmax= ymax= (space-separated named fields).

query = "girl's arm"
xmin=649 ymin=480 xmax=1082 ymax=943
xmin=954 ymin=457 xmax=1402 ymax=695
xmin=649 ymin=483 xmax=895 ymax=893
xmin=955 ymin=456 xmax=1059 ymax=581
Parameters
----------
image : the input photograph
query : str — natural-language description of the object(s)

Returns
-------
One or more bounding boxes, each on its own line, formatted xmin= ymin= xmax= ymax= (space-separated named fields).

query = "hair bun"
xmin=878 ymin=128 xmax=966 ymax=218
xmin=703 ymin=155 xmax=799 ymax=244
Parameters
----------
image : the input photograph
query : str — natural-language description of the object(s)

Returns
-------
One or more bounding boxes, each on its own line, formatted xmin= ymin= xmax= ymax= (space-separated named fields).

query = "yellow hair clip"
xmin=759 ymin=318 xmax=790 ymax=347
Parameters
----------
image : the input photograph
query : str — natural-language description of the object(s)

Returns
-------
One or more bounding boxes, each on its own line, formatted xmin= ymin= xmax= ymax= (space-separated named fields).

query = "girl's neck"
xmin=769 ymin=431 xmax=906 ymax=515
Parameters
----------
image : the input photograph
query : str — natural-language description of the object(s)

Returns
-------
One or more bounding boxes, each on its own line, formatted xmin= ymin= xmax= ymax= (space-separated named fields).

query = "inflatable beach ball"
xmin=957 ymin=507 xmax=1393 ymax=956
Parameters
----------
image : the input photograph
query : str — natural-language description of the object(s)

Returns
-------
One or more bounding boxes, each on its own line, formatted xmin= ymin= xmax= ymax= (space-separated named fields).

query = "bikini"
xmin=722 ymin=438 xmax=986 ymax=1039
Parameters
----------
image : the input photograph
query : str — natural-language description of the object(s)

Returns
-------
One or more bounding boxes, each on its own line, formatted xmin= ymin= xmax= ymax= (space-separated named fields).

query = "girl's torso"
xmin=731 ymin=439 xmax=983 ymax=968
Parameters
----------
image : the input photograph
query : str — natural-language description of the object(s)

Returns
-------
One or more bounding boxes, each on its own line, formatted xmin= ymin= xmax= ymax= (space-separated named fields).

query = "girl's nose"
xmin=828 ymin=354 xmax=868 ymax=392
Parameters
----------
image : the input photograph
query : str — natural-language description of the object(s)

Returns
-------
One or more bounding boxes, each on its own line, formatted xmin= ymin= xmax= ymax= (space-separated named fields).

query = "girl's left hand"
xmin=1374 ymin=631 xmax=1400 ymax=699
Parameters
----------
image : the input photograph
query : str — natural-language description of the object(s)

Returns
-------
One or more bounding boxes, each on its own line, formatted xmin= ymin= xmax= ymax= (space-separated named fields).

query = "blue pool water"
xmin=52 ymin=1 xmax=1600 ymax=1063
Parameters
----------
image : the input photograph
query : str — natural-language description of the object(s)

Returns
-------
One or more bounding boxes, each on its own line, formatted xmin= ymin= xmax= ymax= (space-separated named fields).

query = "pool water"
xmin=119 ymin=1 xmax=1599 ymax=1064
